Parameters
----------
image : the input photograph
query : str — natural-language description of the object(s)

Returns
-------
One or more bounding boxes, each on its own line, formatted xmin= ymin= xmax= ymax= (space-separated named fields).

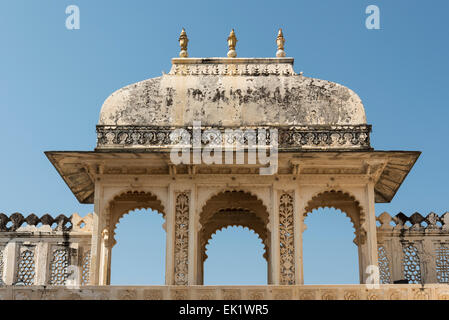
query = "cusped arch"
xmin=303 ymin=189 xmax=366 ymax=245
xmin=199 ymin=190 xmax=271 ymax=264
xmin=106 ymin=190 xmax=166 ymax=246
xmin=203 ymin=225 xmax=268 ymax=262
xmin=201 ymin=209 xmax=269 ymax=262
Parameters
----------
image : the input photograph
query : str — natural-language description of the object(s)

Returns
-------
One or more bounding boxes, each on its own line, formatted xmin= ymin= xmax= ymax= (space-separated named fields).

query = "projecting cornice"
xmin=45 ymin=150 xmax=420 ymax=204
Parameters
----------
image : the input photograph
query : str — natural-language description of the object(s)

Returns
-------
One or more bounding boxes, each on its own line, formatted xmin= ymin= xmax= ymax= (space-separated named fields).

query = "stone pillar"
xmin=391 ymin=237 xmax=403 ymax=282
xmin=165 ymin=183 xmax=175 ymax=285
xmin=99 ymin=228 xmax=112 ymax=285
xmin=34 ymin=242 xmax=49 ymax=285
xmin=4 ymin=241 xmax=17 ymax=285
xmin=269 ymin=188 xmax=280 ymax=285
xmin=187 ymin=186 xmax=199 ymax=285
xmin=360 ymin=182 xmax=379 ymax=284
xmin=422 ymin=238 xmax=437 ymax=284
xmin=89 ymin=182 xmax=103 ymax=285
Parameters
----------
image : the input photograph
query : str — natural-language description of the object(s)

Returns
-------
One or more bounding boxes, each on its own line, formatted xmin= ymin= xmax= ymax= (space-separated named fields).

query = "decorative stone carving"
xmin=195 ymin=289 xmax=216 ymax=300
xmin=222 ymin=289 xmax=241 ymax=300
xmin=247 ymin=289 xmax=265 ymax=300
xmin=378 ymin=245 xmax=392 ymax=284
xmin=144 ymin=289 xmax=163 ymax=300
xmin=49 ymin=248 xmax=69 ymax=285
xmin=412 ymin=289 xmax=429 ymax=300
xmin=40 ymin=290 xmax=58 ymax=300
xmin=0 ymin=212 xmax=92 ymax=232
xmin=279 ymin=191 xmax=295 ymax=285
xmin=272 ymin=289 xmax=293 ymax=300
xmin=81 ymin=250 xmax=91 ymax=285
xmin=435 ymin=244 xmax=449 ymax=283
xmin=437 ymin=290 xmax=449 ymax=300
xmin=378 ymin=211 xmax=449 ymax=232
xmin=321 ymin=291 xmax=335 ymax=300
xmin=16 ymin=248 xmax=35 ymax=286
xmin=344 ymin=291 xmax=359 ymax=300
xmin=174 ymin=192 xmax=190 ymax=285
xmin=118 ymin=289 xmax=137 ymax=300
xmin=367 ymin=293 xmax=379 ymax=300
xmin=96 ymin=125 xmax=371 ymax=150
xmin=0 ymin=246 xmax=4 ymax=286
xmin=298 ymin=290 xmax=315 ymax=300
xmin=172 ymin=288 xmax=189 ymax=300
xmin=402 ymin=243 xmax=422 ymax=284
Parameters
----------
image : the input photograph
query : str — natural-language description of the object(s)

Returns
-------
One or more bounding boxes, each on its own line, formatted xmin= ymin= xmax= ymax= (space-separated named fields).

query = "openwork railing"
xmin=96 ymin=125 xmax=371 ymax=151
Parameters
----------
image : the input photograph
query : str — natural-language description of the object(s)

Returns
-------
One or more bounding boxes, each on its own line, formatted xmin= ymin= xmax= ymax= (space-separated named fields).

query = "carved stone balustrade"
xmin=0 ymin=213 xmax=92 ymax=287
xmin=376 ymin=212 xmax=449 ymax=284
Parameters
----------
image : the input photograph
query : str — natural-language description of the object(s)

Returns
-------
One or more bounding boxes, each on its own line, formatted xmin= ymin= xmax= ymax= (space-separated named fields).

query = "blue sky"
xmin=1 ymin=0 xmax=448 ymax=284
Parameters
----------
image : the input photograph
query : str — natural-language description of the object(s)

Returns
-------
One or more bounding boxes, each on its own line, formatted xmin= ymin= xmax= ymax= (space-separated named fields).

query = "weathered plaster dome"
xmin=99 ymin=58 xmax=366 ymax=127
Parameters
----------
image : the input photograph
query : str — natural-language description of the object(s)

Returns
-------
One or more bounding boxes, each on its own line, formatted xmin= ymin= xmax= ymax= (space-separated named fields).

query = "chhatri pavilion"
xmin=0 ymin=29 xmax=448 ymax=300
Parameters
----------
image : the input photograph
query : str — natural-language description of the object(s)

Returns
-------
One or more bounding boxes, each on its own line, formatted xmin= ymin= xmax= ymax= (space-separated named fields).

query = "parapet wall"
xmin=376 ymin=212 xmax=449 ymax=284
xmin=0 ymin=211 xmax=448 ymax=288
xmin=0 ymin=213 xmax=92 ymax=286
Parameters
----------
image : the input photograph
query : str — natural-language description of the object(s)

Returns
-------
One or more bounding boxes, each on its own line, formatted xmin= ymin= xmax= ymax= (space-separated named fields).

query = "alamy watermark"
xmin=65 ymin=5 xmax=80 ymax=30
xmin=365 ymin=264 xmax=380 ymax=289
xmin=169 ymin=121 xmax=278 ymax=175
xmin=366 ymin=5 xmax=380 ymax=30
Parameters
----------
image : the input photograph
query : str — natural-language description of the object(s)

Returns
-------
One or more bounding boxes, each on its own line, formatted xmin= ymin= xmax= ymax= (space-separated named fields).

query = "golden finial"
xmin=227 ymin=29 xmax=237 ymax=58
xmin=178 ymin=28 xmax=189 ymax=58
xmin=276 ymin=28 xmax=286 ymax=57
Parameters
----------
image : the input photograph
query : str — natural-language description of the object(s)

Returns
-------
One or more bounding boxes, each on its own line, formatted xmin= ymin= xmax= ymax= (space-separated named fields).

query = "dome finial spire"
xmin=178 ymin=28 xmax=189 ymax=58
xmin=276 ymin=28 xmax=286 ymax=57
xmin=227 ymin=29 xmax=238 ymax=58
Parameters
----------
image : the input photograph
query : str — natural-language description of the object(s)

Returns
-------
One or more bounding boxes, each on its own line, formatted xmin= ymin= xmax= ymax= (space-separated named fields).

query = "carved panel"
xmin=435 ymin=244 xmax=449 ymax=283
xmin=49 ymin=248 xmax=70 ymax=285
xmin=16 ymin=248 xmax=35 ymax=286
xmin=378 ymin=245 xmax=391 ymax=284
xmin=402 ymin=243 xmax=422 ymax=284
xmin=279 ymin=191 xmax=295 ymax=285
xmin=174 ymin=192 xmax=190 ymax=285
xmin=0 ymin=246 xmax=4 ymax=286
xmin=144 ymin=289 xmax=163 ymax=300
xmin=81 ymin=249 xmax=91 ymax=285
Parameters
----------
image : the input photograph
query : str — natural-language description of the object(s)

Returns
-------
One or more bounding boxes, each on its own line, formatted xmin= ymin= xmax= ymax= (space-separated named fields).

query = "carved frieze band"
xmin=279 ymin=191 xmax=295 ymax=285
xmin=169 ymin=62 xmax=296 ymax=76
xmin=96 ymin=125 xmax=371 ymax=150
xmin=174 ymin=191 xmax=190 ymax=285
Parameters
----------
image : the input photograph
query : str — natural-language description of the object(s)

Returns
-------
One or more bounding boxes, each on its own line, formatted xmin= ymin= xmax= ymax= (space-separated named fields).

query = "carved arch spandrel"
xmin=197 ymin=186 xmax=271 ymax=222
xmin=103 ymin=187 xmax=169 ymax=215
xmin=302 ymin=189 xmax=366 ymax=245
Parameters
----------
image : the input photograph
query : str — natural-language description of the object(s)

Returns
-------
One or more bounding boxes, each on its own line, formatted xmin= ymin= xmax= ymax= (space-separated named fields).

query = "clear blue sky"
xmin=1 ymin=0 xmax=448 ymax=285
